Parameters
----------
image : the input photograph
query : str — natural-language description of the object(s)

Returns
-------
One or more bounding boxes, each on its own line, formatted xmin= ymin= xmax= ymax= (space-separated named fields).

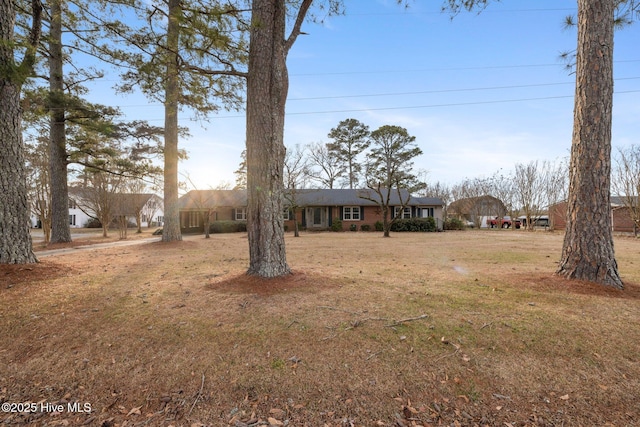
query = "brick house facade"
xmin=549 ymin=197 xmax=638 ymax=234
xmin=177 ymin=189 xmax=444 ymax=233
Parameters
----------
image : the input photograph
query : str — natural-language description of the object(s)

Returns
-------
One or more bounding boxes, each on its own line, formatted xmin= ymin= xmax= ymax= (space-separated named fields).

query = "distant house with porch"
xmin=177 ymin=188 xmax=444 ymax=233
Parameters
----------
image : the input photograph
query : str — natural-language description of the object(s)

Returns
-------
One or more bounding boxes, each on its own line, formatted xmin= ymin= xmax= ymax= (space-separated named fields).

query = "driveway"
xmin=35 ymin=237 xmax=161 ymax=258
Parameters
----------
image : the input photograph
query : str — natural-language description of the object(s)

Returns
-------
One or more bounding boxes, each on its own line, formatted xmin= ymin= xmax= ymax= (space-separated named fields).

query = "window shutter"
xmin=232 ymin=208 xmax=236 ymax=221
xmin=340 ymin=206 xmax=344 ymax=220
xmin=361 ymin=206 xmax=364 ymax=220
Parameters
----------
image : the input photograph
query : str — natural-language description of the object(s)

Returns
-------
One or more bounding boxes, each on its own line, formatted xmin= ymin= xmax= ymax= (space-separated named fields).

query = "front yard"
xmin=1 ymin=231 xmax=639 ymax=426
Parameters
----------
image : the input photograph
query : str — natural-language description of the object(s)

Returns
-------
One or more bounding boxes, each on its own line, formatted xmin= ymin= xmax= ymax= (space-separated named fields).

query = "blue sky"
xmin=95 ymin=0 xmax=640 ymax=190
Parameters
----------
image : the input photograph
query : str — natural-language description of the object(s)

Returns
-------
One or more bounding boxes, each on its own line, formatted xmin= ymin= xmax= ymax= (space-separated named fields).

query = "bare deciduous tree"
xmin=489 ymin=170 xmax=519 ymax=230
xmin=514 ymin=161 xmax=546 ymax=230
xmin=451 ymin=178 xmax=495 ymax=228
xmin=284 ymin=144 xmax=310 ymax=237
xmin=422 ymin=180 xmax=451 ymax=220
xmin=25 ymin=136 xmax=52 ymax=243
xmin=306 ymin=142 xmax=344 ymax=189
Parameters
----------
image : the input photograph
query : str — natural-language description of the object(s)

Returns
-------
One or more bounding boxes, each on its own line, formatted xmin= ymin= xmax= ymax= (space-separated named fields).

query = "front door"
xmin=306 ymin=207 xmax=327 ymax=228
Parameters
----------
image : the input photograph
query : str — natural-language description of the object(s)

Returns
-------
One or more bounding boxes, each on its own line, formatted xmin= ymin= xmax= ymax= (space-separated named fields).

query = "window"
xmin=283 ymin=209 xmax=291 ymax=221
xmin=188 ymin=211 xmax=199 ymax=228
xmin=235 ymin=208 xmax=247 ymax=221
xmin=157 ymin=216 xmax=164 ymax=224
xmin=181 ymin=211 xmax=198 ymax=228
xmin=422 ymin=207 xmax=434 ymax=218
xmin=343 ymin=206 xmax=361 ymax=220
xmin=69 ymin=214 xmax=76 ymax=226
xmin=394 ymin=206 xmax=411 ymax=219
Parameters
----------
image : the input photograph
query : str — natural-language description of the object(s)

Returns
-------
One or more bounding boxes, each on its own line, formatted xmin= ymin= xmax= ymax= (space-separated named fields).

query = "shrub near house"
xmin=391 ymin=217 xmax=437 ymax=232
xmin=209 ymin=221 xmax=247 ymax=234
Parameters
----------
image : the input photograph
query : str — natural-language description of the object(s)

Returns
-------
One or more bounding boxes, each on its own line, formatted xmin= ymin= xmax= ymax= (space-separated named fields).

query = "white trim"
xmin=343 ymin=206 xmax=361 ymax=221
xmin=394 ymin=206 xmax=411 ymax=219
xmin=235 ymin=208 xmax=247 ymax=221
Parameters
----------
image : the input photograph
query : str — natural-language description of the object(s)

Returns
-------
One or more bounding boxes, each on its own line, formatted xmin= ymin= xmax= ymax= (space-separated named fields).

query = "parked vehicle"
xmin=487 ymin=216 xmax=521 ymax=229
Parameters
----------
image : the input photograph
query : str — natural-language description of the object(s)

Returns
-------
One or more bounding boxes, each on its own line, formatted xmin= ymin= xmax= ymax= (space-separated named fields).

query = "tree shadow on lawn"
xmin=507 ymin=272 xmax=640 ymax=300
xmin=205 ymin=270 xmax=341 ymax=296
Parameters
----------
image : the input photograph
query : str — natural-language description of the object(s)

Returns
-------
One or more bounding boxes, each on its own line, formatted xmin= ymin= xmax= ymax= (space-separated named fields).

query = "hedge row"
xmin=205 ymin=218 xmax=451 ymax=233
xmin=209 ymin=220 xmax=247 ymax=233
xmin=389 ymin=217 xmax=438 ymax=232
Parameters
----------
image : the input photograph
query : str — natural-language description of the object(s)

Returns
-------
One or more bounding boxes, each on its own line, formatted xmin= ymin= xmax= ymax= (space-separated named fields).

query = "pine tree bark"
xmin=48 ymin=0 xmax=72 ymax=243
xmin=0 ymin=0 xmax=38 ymax=264
xmin=161 ymin=0 xmax=182 ymax=243
xmin=245 ymin=0 xmax=291 ymax=277
xmin=0 ymin=82 xmax=38 ymax=264
xmin=556 ymin=0 xmax=623 ymax=289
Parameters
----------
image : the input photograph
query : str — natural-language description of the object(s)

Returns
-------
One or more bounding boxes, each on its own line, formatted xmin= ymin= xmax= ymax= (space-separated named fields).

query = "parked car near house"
xmin=487 ymin=216 xmax=521 ymax=229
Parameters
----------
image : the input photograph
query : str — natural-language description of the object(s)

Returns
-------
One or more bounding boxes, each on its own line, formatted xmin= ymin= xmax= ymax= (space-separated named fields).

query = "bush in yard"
xmin=444 ymin=218 xmax=465 ymax=231
xmin=360 ymin=224 xmax=371 ymax=231
xmin=390 ymin=217 xmax=437 ymax=232
xmin=374 ymin=221 xmax=384 ymax=232
xmin=85 ymin=218 xmax=102 ymax=228
xmin=330 ymin=218 xmax=343 ymax=232
xmin=349 ymin=223 xmax=357 ymax=231
xmin=209 ymin=220 xmax=247 ymax=233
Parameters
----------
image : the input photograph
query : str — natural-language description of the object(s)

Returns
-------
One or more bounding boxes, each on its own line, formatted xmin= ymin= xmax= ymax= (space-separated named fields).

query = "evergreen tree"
xmin=556 ymin=0 xmax=623 ymax=288
xmin=94 ymin=0 xmax=249 ymax=242
xmin=362 ymin=125 xmax=424 ymax=237
xmin=0 ymin=0 xmax=42 ymax=263
xmin=327 ymin=118 xmax=370 ymax=189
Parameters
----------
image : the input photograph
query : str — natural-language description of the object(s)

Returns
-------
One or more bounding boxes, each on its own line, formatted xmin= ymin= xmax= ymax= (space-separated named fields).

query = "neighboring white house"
xmin=68 ymin=196 xmax=94 ymax=228
xmin=32 ymin=192 xmax=164 ymax=229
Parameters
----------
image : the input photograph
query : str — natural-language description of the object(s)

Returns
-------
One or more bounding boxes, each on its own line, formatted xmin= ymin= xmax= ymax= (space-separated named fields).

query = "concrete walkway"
xmin=36 ymin=237 xmax=161 ymax=258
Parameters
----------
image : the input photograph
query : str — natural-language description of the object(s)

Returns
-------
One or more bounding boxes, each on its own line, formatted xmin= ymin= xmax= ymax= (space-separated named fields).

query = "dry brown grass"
xmin=1 ymin=230 xmax=639 ymax=427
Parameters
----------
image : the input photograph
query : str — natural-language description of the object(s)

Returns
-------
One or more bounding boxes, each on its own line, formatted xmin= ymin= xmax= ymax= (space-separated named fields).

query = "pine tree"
xmin=0 ymin=0 xmax=42 ymax=263
xmin=556 ymin=0 xmax=623 ymax=288
xmin=327 ymin=118 xmax=370 ymax=189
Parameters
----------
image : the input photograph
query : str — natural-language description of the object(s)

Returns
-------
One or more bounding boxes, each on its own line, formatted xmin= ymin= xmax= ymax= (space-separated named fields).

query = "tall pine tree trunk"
xmin=161 ymin=0 xmax=182 ymax=242
xmin=48 ymin=0 xmax=72 ymax=243
xmin=245 ymin=0 xmax=290 ymax=277
xmin=556 ymin=0 xmax=623 ymax=289
xmin=0 ymin=82 xmax=38 ymax=264
xmin=0 ymin=0 xmax=38 ymax=264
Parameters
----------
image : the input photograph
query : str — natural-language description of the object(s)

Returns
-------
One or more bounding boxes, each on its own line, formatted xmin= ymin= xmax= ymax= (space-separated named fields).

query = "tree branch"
xmin=284 ymin=0 xmax=313 ymax=55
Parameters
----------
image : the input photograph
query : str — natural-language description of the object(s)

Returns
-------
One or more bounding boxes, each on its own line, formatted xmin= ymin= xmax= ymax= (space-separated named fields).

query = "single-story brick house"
xmin=549 ymin=196 xmax=638 ymax=234
xmin=286 ymin=188 xmax=444 ymax=230
xmin=177 ymin=188 xmax=444 ymax=233
xmin=177 ymin=189 xmax=248 ymax=233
